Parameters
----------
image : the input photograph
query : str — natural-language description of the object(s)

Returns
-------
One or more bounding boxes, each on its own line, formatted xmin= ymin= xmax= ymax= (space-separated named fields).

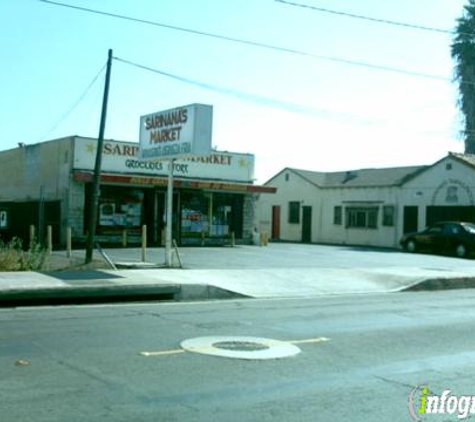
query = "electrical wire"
xmin=38 ymin=0 xmax=452 ymax=82
xmin=40 ymin=62 xmax=106 ymax=140
xmin=275 ymin=0 xmax=475 ymax=37
xmin=113 ymin=56 xmax=384 ymax=123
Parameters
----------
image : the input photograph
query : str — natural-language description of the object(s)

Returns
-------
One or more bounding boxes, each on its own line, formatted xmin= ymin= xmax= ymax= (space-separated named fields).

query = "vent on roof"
xmin=342 ymin=171 xmax=357 ymax=184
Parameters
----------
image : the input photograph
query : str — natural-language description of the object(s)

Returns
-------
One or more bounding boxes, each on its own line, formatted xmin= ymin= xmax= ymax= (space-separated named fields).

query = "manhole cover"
xmin=213 ymin=341 xmax=270 ymax=352
xmin=180 ymin=336 xmax=301 ymax=360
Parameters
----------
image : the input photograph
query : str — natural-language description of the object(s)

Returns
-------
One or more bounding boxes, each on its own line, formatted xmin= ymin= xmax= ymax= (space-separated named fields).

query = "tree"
xmin=451 ymin=0 xmax=475 ymax=154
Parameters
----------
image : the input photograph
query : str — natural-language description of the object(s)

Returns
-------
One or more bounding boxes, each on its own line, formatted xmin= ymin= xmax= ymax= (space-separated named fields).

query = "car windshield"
xmin=462 ymin=223 xmax=475 ymax=234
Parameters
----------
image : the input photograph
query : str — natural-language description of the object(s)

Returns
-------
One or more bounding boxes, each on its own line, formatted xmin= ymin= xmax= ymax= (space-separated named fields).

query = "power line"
xmin=113 ymin=56 xmax=384 ymax=123
xmin=275 ymin=0 xmax=475 ymax=37
xmin=38 ymin=0 xmax=451 ymax=82
xmin=40 ymin=62 xmax=106 ymax=140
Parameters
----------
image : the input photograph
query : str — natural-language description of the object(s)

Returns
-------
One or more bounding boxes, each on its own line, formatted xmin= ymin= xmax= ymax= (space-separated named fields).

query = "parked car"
xmin=400 ymin=221 xmax=475 ymax=258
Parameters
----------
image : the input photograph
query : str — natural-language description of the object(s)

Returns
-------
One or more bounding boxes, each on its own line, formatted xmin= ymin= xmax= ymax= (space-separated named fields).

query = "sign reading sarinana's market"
xmin=139 ymin=104 xmax=212 ymax=160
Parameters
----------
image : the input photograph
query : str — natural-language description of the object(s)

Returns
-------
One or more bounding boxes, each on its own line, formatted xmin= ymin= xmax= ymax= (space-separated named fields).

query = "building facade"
xmin=0 ymin=136 xmax=274 ymax=246
xmin=257 ymin=153 xmax=475 ymax=249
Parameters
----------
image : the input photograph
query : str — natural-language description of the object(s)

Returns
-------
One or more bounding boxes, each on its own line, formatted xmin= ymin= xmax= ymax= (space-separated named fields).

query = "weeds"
xmin=0 ymin=237 xmax=48 ymax=271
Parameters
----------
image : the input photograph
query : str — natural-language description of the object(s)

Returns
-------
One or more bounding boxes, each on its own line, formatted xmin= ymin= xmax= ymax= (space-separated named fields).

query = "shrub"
xmin=0 ymin=237 xmax=48 ymax=271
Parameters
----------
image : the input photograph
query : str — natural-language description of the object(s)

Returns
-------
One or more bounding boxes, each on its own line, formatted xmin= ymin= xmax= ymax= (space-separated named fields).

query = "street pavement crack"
xmin=372 ymin=375 xmax=418 ymax=391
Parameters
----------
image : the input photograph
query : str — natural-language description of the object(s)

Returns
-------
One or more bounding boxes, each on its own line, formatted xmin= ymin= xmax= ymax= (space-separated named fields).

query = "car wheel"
xmin=405 ymin=239 xmax=417 ymax=253
xmin=455 ymin=243 xmax=467 ymax=258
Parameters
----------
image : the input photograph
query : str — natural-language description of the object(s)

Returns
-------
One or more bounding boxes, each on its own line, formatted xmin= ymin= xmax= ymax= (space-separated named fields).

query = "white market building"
xmin=257 ymin=153 xmax=475 ymax=249
xmin=0 ymin=136 xmax=275 ymax=247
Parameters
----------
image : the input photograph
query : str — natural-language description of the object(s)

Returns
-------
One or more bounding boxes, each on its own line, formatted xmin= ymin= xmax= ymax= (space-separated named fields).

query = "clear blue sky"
xmin=0 ymin=0 xmax=468 ymax=182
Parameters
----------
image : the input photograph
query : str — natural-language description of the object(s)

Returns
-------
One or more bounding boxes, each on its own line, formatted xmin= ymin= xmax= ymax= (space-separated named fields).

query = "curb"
xmin=402 ymin=276 xmax=475 ymax=292
xmin=0 ymin=283 xmax=247 ymax=306
xmin=0 ymin=284 xmax=180 ymax=306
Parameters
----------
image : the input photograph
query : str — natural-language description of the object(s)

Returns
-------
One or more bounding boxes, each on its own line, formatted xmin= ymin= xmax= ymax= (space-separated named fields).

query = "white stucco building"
xmin=257 ymin=153 xmax=475 ymax=249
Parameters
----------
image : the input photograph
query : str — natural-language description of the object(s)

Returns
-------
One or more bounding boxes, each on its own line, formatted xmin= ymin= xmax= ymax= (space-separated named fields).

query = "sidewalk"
xmin=2 ymin=244 xmax=475 ymax=304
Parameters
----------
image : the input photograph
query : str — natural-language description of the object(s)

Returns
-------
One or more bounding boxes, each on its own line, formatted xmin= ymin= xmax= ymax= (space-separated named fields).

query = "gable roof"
xmin=266 ymin=165 xmax=427 ymax=188
xmin=449 ymin=152 xmax=475 ymax=169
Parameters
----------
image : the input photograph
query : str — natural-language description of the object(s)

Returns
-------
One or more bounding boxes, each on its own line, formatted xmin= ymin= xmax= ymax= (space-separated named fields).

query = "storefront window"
xmin=181 ymin=192 xmax=209 ymax=238
xmin=97 ymin=186 xmax=143 ymax=234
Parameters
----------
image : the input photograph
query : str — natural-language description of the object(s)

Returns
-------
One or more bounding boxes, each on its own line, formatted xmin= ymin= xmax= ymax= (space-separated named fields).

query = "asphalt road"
xmin=2 ymin=291 xmax=475 ymax=421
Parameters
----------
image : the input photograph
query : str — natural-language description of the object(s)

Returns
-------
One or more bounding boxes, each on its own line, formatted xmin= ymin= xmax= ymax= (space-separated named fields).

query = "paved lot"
xmin=2 ymin=243 xmax=475 ymax=303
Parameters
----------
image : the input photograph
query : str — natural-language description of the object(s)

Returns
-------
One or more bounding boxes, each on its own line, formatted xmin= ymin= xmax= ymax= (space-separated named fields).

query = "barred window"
xmin=288 ymin=201 xmax=300 ymax=224
xmin=346 ymin=207 xmax=378 ymax=229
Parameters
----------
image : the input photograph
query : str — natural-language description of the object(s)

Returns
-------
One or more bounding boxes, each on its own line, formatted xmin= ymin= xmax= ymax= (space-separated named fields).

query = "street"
xmin=2 ymin=290 xmax=475 ymax=421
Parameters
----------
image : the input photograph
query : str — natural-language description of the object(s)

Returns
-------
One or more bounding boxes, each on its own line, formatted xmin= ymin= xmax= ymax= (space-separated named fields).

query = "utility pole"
xmin=85 ymin=49 xmax=113 ymax=264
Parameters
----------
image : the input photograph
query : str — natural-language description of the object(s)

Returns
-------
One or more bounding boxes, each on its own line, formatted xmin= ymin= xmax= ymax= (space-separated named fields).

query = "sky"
xmin=0 ymin=0 xmax=470 ymax=183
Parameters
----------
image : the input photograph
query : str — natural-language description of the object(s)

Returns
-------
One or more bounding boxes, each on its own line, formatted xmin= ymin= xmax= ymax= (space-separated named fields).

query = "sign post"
xmin=139 ymin=104 xmax=212 ymax=267
xmin=165 ymin=159 xmax=175 ymax=266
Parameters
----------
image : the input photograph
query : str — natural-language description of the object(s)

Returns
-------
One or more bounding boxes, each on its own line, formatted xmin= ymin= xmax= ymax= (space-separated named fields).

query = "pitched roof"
xmin=449 ymin=152 xmax=475 ymax=169
xmin=282 ymin=165 xmax=427 ymax=188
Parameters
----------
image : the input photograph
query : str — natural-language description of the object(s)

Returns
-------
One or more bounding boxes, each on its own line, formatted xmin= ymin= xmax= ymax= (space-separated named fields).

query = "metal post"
xmin=85 ymin=48 xmax=113 ymax=264
xmin=66 ymin=227 xmax=72 ymax=258
xmin=165 ymin=159 xmax=175 ymax=267
xmin=29 ymin=225 xmax=36 ymax=245
xmin=38 ymin=186 xmax=45 ymax=245
xmin=141 ymin=225 xmax=147 ymax=262
xmin=46 ymin=225 xmax=52 ymax=254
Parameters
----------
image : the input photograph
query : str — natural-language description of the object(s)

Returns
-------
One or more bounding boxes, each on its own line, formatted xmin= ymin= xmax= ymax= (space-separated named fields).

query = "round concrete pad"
xmin=180 ymin=336 xmax=301 ymax=360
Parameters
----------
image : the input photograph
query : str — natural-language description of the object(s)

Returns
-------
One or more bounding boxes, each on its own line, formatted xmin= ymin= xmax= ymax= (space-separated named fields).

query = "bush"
xmin=0 ymin=237 xmax=48 ymax=271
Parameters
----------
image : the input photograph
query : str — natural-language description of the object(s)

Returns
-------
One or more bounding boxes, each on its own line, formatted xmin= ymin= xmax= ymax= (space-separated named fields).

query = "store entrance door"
xmin=302 ymin=206 xmax=312 ymax=243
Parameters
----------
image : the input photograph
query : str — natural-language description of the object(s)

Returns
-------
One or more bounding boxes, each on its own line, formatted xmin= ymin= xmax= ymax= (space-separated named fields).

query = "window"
xmin=382 ymin=206 xmax=395 ymax=226
xmin=285 ymin=173 xmax=290 ymax=182
xmin=346 ymin=207 xmax=378 ymax=229
xmin=333 ymin=206 xmax=342 ymax=225
xmin=427 ymin=225 xmax=443 ymax=234
xmin=288 ymin=201 xmax=300 ymax=224
xmin=96 ymin=186 xmax=144 ymax=234
xmin=443 ymin=224 xmax=462 ymax=235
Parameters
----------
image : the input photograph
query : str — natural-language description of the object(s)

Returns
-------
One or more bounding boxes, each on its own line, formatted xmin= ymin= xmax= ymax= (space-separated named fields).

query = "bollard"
xmin=47 ymin=225 xmax=52 ymax=254
xmin=66 ymin=227 xmax=72 ymax=258
xmin=141 ymin=225 xmax=147 ymax=262
xmin=230 ymin=231 xmax=235 ymax=247
xmin=29 ymin=225 xmax=36 ymax=245
xmin=122 ymin=229 xmax=127 ymax=247
xmin=260 ymin=231 xmax=268 ymax=246
xmin=201 ymin=230 xmax=205 ymax=247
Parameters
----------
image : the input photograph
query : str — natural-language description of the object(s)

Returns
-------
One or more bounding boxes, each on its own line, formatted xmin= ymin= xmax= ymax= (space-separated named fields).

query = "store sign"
xmin=73 ymin=138 xmax=255 ymax=183
xmin=139 ymin=104 xmax=212 ymax=160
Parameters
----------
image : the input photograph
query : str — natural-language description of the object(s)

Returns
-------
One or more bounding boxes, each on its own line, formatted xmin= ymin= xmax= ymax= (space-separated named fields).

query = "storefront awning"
xmin=73 ymin=171 xmax=276 ymax=194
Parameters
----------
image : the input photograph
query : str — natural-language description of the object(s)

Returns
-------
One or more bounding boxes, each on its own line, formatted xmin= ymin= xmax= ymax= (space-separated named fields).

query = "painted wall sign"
xmin=73 ymin=138 xmax=254 ymax=183
xmin=139 ymin=104 xmax=212 ymax=160
xmin=431 ymin=178 xmax=475 ymax=206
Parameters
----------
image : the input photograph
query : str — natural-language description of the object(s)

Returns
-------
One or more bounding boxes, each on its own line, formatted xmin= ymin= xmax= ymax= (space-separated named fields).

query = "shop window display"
xmin=97 ymin=186 xmax=144 ymax=234
xmin=181 ymin=192 xmax=209 ymax=238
